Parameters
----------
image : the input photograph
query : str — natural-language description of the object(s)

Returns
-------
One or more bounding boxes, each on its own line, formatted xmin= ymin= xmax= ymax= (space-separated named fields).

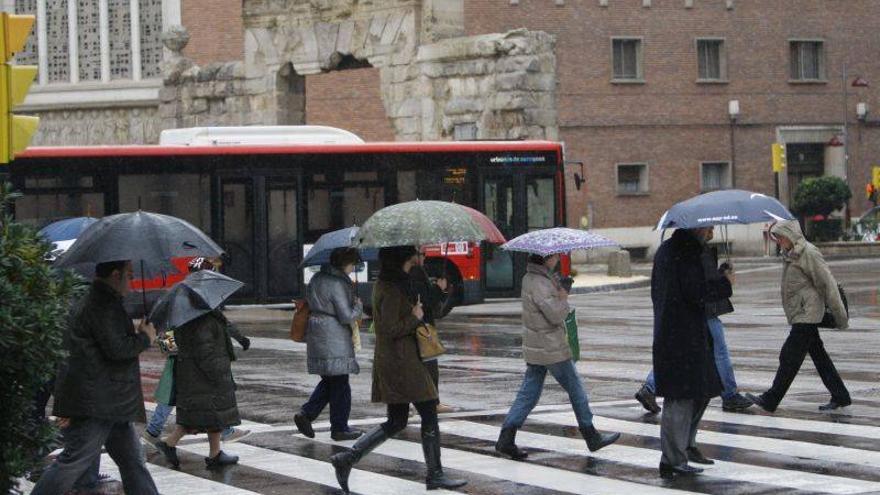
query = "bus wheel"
xmin=425 ymin=260 xmax=462 ymax=318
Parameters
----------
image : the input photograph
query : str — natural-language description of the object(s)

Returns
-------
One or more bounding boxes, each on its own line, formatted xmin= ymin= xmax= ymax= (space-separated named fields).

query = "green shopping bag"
xmin=154 ymin=355 xmax=176 ymax=405
xmin=564 ymin=309 xmax=580 ymax=362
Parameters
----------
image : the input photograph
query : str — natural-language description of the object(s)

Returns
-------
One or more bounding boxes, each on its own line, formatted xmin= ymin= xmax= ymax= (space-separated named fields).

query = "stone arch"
xmin=275 ymin=62 xmax=306 ymax=125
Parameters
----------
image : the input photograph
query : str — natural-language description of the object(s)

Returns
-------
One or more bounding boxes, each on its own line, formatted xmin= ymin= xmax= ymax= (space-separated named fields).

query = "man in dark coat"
xmin=652 ymin=228 xmax=732 ymax=479
xmin=32 ymin=260 xmax=159 ymax=495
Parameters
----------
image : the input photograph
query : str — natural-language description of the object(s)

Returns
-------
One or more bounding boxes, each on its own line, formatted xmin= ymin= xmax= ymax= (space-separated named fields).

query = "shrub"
xmin=791 ymin=176 xmax=852 ymax=217
xmin=0 ymin=183 xmax=82 ymax=493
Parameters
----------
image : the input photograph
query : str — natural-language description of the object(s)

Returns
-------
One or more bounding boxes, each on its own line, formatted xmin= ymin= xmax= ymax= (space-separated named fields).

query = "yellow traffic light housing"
xmin=0 ymin=13 xmax=38 ymax=164
xmin=771 ymin=143 xmax=787 ymax=173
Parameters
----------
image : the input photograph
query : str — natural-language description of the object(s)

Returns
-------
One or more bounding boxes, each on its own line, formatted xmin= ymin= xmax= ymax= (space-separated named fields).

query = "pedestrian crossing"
xmin=118 ymin=398 xmax=880 ymax=495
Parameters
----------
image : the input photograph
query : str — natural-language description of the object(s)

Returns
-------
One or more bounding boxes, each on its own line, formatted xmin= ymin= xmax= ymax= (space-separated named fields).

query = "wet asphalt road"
xmin=130 ymin=257 xmax=880 ymax=495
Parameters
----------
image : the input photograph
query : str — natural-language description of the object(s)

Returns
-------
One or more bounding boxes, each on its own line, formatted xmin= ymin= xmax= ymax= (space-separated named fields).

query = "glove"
xmin=239 ymin=337 xmax=251 ymax=351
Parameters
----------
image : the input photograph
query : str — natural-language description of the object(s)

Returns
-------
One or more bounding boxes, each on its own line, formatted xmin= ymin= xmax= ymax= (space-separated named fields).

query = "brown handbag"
xmin=416 ymin=323 xmax=446 ymax=359
xmin=289 ymin=299 xmax=310 ymax=342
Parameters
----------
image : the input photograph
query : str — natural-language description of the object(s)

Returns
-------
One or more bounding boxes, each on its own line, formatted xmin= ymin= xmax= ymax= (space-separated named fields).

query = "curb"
xmin=569 ymin=278 xmax=652 ymax=295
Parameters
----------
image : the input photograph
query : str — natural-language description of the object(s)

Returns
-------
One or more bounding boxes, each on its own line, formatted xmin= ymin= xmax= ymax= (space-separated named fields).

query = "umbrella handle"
xmin=140 ymin=260 xmax=148 ymax=322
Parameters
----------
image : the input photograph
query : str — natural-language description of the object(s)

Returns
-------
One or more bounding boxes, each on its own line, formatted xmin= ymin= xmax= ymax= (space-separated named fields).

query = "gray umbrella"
xmin=56 ymin=211 xmax=224 ymax=277
xmin=148 ymin=270 xmax=244 ymax=330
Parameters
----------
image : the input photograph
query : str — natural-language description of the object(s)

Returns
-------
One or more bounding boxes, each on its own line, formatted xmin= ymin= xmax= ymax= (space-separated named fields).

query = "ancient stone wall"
xmin=31 ymin=106 xmax=161 ymax=146
xmin=159 ymin=0 xmax=558 ymax=142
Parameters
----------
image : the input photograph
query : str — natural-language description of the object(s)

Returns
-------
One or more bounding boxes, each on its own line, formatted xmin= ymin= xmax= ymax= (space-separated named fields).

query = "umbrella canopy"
xmin=300 ymin=226 xmax=379 ymax=268
xmin=149 ymin=270 xmax=244 ymax=330
xmin=56 ymin=211 xmax=224 ymax=278
xmin=502 ymin=227 xmax=619 ymax=256
xmin=38 ymin=217 xmax=99 ymax=242
xmin=656 ymin=189 xmax=794 ymax=230
xmin=456 ymin=204 xmax=506 ymax=244
xmin=356 ymin=200 xmax=486 ymax=248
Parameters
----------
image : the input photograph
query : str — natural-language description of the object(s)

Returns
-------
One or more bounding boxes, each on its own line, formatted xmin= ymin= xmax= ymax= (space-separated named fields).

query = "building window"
xmin=14 ymin=0 xmax=164 ymax=85
xmin=616 ymin=163 xmax=649 ymax=194
xmin=790 ymin=40 xmax=825 ymax=81
xmin=612 ymin=38 xmax=642 ymax=81
xmin=701 ymin=162 xmax=731 ymax=191
xmin=697 ymin=39 xmax=725 ymax=81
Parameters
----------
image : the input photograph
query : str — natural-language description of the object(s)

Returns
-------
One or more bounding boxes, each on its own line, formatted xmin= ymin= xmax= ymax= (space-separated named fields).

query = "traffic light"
xmin=0 ymin=13 xmax=38 ymax=164
xmin=771 ymin=143 xmax=787 ymax=173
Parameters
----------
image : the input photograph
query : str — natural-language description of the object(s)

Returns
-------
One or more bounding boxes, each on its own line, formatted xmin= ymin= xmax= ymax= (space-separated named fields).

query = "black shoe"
xmin=495 ymin=427 xmax=528 ymax=460
xmin=294 ymin=412 xmax=315 ymax=438
xmin=819 ymin=398 xmax=852 ymax=411
xmin=422 ymin=428 xmax=467 ymax=490
xmin=580 ymin=425 xmax=621 ymax=452
xmin=330 ymin=426 xmax=389 ymax=494
xmin=205 ymin=450 xmax=239 ymax=469
xmin=686 ymin=446 xmax=714 ymax=465
xmin=331 ymin=429 xmax=364 ymax=441
xmin=722 ymin=393 xmax=754 ymax=412
xmin=745 ymin=392 xmax=777 ymax=413
xmin=635 ymin=384 xmax=661 ymax=414
xmin=155 ymin=441 xmax=180 ymax=469
xmin=659 ymin=462 xmax=704 ymax=479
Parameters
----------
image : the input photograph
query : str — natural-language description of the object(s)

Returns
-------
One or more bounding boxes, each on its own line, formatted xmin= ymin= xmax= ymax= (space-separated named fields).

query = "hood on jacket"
xmin=770 ymin=220 xmax=805 ymax=244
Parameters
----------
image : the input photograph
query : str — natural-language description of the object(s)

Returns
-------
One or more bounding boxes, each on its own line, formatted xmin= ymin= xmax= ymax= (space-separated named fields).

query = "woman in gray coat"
xmin=495 ymin=254 xmax=620 ymax=460
xmin=294 ymin=248 xmax=364 ymax=441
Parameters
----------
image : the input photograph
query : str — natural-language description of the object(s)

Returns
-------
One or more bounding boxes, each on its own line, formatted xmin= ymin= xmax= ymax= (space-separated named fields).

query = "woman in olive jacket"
xmin=155 ymin=310 xmax=241 ymax=470
xmin=330 ymin=246 xmax=466 ymax=494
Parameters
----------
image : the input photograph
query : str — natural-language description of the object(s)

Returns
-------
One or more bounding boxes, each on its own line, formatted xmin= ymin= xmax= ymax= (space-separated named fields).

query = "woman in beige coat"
xmin=330 ymin=246 xmax=466 ymax=494
xmin=495 ymin=253 xmax=620 ymax=460
xmin=747 ymin=220 xmax=851 ymax=412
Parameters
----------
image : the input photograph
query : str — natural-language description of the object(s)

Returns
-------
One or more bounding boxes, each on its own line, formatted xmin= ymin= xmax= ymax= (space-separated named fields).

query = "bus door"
xmin=480 ymin=173 xmax=557 ymax=297
xmin=219 ymin=175 xmax=301 ymax=302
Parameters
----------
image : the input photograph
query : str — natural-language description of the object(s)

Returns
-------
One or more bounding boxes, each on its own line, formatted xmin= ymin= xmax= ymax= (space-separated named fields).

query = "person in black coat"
xmin=32 ymin=260 xmax=159 ymax=495
xmin=652 ymin=228 xmax=732 ymax=479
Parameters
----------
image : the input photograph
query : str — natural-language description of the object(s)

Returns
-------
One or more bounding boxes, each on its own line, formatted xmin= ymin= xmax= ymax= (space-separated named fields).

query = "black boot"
xmin=659 ymin=462 xmax=704 ymax=479
xmin=635 ymin=384 xmax=661 ymax=414
xmin=330 ymin=426 xmax=388 ymax=494
xmin=422 ymin=428 xmax=467 ymax=490
xmin=495 ymin=427 xmax=528 ymax=460
xmin=580 ymin=425 xmax=621 ymax=452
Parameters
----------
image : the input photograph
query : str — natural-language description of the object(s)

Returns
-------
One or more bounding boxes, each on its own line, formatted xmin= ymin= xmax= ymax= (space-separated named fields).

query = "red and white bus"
xmin=9 ymin=126 xmax=567 ymax=312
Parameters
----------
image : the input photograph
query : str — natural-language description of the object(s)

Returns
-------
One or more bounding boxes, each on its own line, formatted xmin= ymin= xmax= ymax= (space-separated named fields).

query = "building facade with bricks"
xmin=8 ymin=0 xmax=880 ymax=257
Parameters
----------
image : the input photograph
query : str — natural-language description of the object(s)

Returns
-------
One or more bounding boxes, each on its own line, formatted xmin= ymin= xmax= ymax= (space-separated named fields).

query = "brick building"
xmin=10 ymin=0 xmax=880 ymax=255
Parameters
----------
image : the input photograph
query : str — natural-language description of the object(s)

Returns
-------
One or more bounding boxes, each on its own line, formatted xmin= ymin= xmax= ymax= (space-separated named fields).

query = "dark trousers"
xmin=382 ymin=400 xmax=438 ymax=437
xmin=660 ymin=398 xmax=710 ymax=467
xmin=31 ymin=418 xmax=157 ymax=495
xmin=424 ymin=359 xmax=440 ymax=391
xmin=762 ymin=323 xmax=850 ymax=407
xmin=301 ymin=374 xmax=352 ymax=433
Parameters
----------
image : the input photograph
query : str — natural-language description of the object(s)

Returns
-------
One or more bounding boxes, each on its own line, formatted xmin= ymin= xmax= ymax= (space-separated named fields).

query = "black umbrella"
xmin=149 ymin=270 xmax=244 ymax=330
xmin=56 ymin=211 xmax=224 ymax=315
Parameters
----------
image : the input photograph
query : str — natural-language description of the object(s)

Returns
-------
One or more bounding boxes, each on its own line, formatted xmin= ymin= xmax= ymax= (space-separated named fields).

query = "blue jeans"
xmin=646 ymin=317 xmax=738 ymax=400
xmin=502 ymin=360 xmax=594 ymax=430
xmin=300 ymin=374 xmax=352 ymax=433
xmin=32 ymin=418 xmax=157 ymax=495
xmin=146 ymin=402 xmax=234 ymax=438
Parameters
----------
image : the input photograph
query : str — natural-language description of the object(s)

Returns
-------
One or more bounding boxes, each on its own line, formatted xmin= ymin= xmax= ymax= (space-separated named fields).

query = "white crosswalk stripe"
xmin=43 ymin=400 xmax=880 ymax=495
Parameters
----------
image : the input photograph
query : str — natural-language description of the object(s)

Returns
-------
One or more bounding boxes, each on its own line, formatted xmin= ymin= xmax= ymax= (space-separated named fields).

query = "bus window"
xmin=397 ymin=170 xmax=417 ymax=202
xmin=527 ymin=177 xmax=555 ymax=231
xmin=118 ymin=174 xmax=211 ymax=235
xmin=15 ymin=191 xmax=104 ymax=227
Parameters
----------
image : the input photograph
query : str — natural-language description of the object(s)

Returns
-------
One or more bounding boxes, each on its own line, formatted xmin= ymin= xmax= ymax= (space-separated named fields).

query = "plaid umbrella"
xmin=501 ymin=227 xmax=619 ymax=256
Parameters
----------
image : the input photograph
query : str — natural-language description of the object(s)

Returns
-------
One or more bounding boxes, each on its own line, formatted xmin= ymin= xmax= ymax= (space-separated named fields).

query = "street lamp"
xmin=841 ymin=62 xmax=868 ymax=229
xmin=728 ymin=100 xmax=740 ymax=187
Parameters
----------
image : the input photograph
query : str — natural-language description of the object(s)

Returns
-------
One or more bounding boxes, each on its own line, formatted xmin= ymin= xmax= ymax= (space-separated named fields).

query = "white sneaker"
xmin=221 ymin=428 xmax=252 ymax=443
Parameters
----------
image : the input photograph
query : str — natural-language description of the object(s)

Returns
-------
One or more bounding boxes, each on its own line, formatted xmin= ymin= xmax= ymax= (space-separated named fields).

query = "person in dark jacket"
xmin=155 ymin=310 xmax=242 ymax=470
xmin=652 ymin=228 xmax=733 ymax=479
xmin=294 ymin=247 xmax=364 ymax=442
xmin=32 ymin=260 xmax=159 ymax=495
xmin=331 ymin=246 xmax=467 ymax=494
xmin=635 ymin=231 xmax=752 ymax=414
xmin=410 ymin=249 xmax=454 ymax=413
